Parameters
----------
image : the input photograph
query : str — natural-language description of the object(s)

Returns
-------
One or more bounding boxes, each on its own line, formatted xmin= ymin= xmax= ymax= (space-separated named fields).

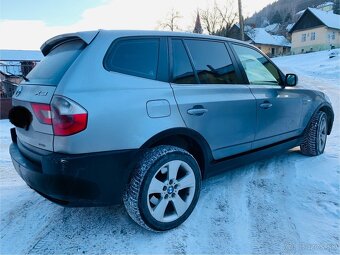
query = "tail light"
xmin=31 ymin=103 xmax=52 ymax=125
xmin=30 ymin=96 xmax=87 ymax=136
xmin=51 ymin=96 xmax=88 ymax=136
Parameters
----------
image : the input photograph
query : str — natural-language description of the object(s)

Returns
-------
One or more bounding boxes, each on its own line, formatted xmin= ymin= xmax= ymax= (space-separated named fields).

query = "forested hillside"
xmin=246 ymin=0 xmax=328 ymax=27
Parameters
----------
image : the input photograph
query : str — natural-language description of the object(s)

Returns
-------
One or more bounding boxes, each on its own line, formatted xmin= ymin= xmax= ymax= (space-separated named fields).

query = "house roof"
xmin=246 ymin=28 xmax=291 ymax=47
xmin=272 ymin=35 xmax=291 ymax=47
xmin=0 ymin=50 xmax=43 ymax=61
xmin=308 ymin=8 xmax=340 ymax=30
xmin=233 ymin=23 xmax=253 ymax=32
xmin=265 ymin=23 xmax=280 ymax=33
xmin=286 ymin=23 xmax=295 ymax=31
xmin=290 ymin=8 xmax=340 ymax=33
xmin=316 ymin=1 xmax=334 ymax=9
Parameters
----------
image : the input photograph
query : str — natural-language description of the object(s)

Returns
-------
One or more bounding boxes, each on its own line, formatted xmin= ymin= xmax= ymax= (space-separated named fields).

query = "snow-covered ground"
xmin=0 ymin=50 xmax=339 ymax=254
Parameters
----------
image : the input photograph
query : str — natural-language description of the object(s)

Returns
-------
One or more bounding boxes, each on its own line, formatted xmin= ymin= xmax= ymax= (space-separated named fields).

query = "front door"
xmin=231 ymin=44 xmax=302 ymax=148
xmin=170 ymin=38 xmax=256 ymax=160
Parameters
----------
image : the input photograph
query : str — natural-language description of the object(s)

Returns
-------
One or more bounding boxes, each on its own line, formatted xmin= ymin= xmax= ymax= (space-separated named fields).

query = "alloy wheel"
xmin=146 ymin=160 xmax=196 ymax=223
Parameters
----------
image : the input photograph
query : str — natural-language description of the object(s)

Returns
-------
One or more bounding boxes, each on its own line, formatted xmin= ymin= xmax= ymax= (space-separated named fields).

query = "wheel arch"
xmin=139 ymin=128 xmax=213 ymax=178
xmin=319 ymin=104 xmax=334 ymax=135
xmin=304 ymin=103 xmax=334 ymax=135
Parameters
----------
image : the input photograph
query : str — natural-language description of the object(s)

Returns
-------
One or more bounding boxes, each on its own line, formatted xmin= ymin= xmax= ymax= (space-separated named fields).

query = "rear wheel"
xmin=123 ymin=145 xmax=201 ymax=231
xmin=300 ymin=111 xmax=328 ymax=156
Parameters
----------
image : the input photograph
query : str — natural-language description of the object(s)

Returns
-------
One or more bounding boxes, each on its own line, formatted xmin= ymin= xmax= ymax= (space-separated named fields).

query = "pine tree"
xmin=334 ymin=0 xmax=340 ymax=15
xmin=193 ymin=11 xmax=203 ymax=34
xmin=284 ymin=12 xmax=292 ymax=23
xmin=271 ymin=10 xmax=282 ymax=24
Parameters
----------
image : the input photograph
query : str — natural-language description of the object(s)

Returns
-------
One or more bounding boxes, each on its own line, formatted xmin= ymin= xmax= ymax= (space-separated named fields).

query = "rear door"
xmin=230 ymin=43 xmax=302 ymax=148
xmin=12 ymin=39 xmax=86 ymax=151
xmin=170 ymin=38 xmax=256 ymax=160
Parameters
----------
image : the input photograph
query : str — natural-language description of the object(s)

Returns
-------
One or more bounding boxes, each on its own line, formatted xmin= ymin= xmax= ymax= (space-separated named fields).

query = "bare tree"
xmin=159 ymin=9 xmax=182 ymax=31
xmin=201 ymin=0 xmax=237 ymax=36
xmin=201 ymin=2 xmax=220 ymax=35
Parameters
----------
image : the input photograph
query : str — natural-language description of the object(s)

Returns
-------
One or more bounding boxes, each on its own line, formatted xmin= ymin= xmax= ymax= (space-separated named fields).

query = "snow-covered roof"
xmin=0 ymin=65 xmax=21 ymax=76
xmin=246 ymin=28 xmax=291 ymax=47
xmin=272 ymin=35 xmax=291 ymax=47
xmin=290 ymin=8 xmax=340 ymax=33
xmin=234 ymin=23 xmax=252 ymax=32
xmin=265 ymin=23 xmax=280 ymax=33
xmin=308 ymin=8 xmax=340 ymax=30
xmin=296 ymin=10 xmax=305 ymax=16
xmin=317 ymin=1 xmax=334 ymax=9
xmin=0 ymin=50 xmax=43 ymax=61
xmin=286 ymin=23 xmax=295 ymax=31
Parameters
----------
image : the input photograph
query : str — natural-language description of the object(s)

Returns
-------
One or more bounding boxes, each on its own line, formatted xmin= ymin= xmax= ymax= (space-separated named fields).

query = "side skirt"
xmin=205 ymin=136 xmax=302 ymax=178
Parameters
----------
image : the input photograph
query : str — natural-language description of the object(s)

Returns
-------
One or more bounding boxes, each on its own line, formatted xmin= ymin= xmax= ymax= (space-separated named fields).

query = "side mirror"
xmin=285 ymin=74 xmax=298 ymax=87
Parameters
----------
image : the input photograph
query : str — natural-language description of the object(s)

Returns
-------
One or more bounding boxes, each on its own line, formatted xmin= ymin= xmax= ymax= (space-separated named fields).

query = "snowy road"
xmin=1 ymin=51 xmax=339 ymax=254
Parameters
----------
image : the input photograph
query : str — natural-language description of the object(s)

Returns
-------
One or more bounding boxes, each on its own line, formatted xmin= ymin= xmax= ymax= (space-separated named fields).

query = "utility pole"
xmin=238 ymin=0 xmax=245 ymax=41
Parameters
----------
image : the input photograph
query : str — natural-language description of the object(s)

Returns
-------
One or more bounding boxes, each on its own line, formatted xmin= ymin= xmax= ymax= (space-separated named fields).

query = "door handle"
xmin=260 ymin=101 xmax=273 ymax=109
xmin=187 ymin=106 xmax=208 ymax=116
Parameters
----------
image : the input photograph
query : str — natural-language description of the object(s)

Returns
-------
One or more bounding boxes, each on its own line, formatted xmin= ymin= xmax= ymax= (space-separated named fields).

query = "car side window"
xmin=185 ymin=40 xmax=239 ymax=84
xmin=232 ymin=44 xmax=282 ymax=85
xmin=105 ymin=38 xmax=159 ymax=80
xmin=171 ymin=39 xmax=197 ymax=84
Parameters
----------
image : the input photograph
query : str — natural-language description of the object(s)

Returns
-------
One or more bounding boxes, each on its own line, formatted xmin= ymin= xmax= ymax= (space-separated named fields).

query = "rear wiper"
xmin=6 ymin=71 xmax=30 ymax=82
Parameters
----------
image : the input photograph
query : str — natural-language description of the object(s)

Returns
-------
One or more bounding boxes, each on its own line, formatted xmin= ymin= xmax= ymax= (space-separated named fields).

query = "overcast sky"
xmin=0 ymin=0 xmax=276 ymax=50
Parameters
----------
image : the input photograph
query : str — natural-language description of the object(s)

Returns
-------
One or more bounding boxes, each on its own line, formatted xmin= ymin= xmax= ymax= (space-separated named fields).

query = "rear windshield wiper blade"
xmin=6 ymin=71 xmax=30 ymax=82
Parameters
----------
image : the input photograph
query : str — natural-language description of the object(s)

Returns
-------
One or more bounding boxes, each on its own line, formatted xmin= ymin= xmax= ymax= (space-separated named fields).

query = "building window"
xmin=328 ymin=32 xmax=336 ymax=41
xmin=301 ymin=34 xmax=306 ymax=42
xmin=311 ymin=32 xmax=316 ymax=41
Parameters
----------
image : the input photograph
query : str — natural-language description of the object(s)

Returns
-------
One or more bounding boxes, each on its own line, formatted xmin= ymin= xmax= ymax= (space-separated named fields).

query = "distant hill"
xmin=246 ymin=0 xmax=329 ymax=27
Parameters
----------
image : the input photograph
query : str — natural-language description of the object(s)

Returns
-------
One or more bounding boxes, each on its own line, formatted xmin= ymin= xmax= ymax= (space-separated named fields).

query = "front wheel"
xmin=123 ymin=145 xmax=201 ymax=231
xmin=300 ymin=111 xmax=328 ymax=156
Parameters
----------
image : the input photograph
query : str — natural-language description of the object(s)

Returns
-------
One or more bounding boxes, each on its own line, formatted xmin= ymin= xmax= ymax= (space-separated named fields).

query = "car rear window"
xmin=27 ymin=39 xmax=85 ymax=85
xmin=104 ymin=38 xmax=160 ymax=80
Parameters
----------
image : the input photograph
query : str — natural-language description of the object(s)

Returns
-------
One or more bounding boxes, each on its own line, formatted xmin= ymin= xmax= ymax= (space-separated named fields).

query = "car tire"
xmin=300 ymin=111 xmax=328 ymax=156
xmin=123 ymin=145 xmax=201 ymax=231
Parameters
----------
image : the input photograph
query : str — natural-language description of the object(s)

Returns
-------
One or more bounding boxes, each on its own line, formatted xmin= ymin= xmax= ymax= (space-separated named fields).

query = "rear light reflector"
xmin=51 ymin=96 xmax=88 ymax=136
xmin=31 ymin=103 xmax=52 ymax=125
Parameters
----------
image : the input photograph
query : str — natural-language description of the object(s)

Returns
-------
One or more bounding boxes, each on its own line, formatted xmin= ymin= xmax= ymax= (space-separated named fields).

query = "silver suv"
xmin=9 ymin=30 xmax=334 ymax=231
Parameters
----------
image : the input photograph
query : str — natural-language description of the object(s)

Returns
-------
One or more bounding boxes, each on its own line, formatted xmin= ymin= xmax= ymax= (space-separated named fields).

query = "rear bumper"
xmin=9 ymin=137 xmax=138 ymax=207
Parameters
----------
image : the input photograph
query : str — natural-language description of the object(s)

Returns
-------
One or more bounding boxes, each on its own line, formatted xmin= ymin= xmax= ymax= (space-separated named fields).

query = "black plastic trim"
xmin=10 ymin=142 xmax=138 ymax=206
xmin=206 ymin=136 xmax=302 ymax=178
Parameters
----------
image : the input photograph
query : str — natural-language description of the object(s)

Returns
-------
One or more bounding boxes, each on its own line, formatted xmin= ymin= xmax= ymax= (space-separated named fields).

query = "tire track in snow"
xmin=247 ymin=152 xmax=302 ymax=254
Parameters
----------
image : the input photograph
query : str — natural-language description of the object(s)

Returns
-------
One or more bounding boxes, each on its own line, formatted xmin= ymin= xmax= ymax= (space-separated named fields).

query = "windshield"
xmin=26 ymin=39 xmax=85 ymax=86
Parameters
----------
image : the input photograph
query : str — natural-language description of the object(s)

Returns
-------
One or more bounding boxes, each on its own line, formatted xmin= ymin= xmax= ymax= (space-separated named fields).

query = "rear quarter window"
xmin=104 ymin=38 xmax=160 ymax=80
xmin=27 ymin=39 xmax=85 ymax=86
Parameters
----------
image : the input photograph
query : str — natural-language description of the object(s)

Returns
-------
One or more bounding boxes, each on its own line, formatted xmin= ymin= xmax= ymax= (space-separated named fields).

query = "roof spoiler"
xmin=40 ymin=30 xmax=100 ymax=56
